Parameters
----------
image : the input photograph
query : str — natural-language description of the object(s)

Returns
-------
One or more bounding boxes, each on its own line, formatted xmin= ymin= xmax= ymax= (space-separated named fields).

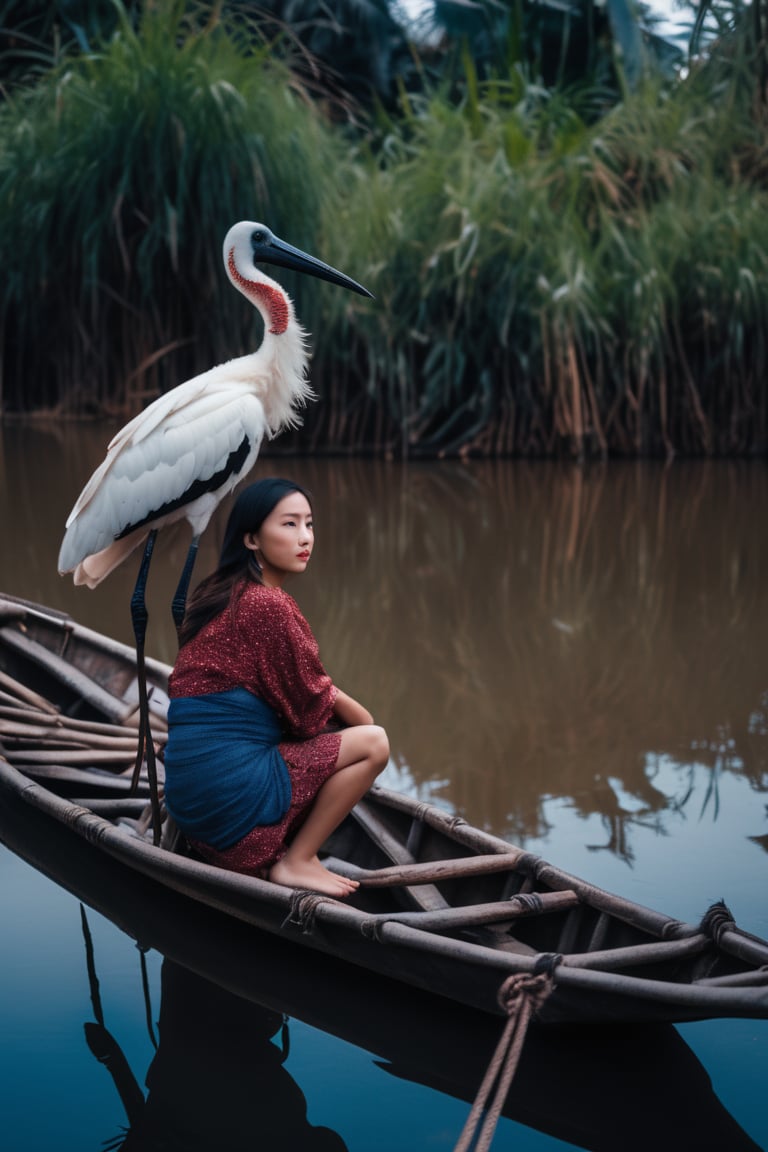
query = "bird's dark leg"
xmin=129 ymin=530 xmax=162 ymax=847
xmin=171 ymin=534 xmax=200 ymax=636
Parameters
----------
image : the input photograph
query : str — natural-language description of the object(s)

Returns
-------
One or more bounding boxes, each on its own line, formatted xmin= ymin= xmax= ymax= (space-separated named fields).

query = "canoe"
xmin=1 ymin=783 xmax=760 ymax=1152
xmin=1 ymin=592 xmax=767 ymax=1026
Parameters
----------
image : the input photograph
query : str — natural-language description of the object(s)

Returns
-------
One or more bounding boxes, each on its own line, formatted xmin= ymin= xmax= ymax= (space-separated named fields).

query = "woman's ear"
xmin=243 ymin=532 xmax=259 ymax=553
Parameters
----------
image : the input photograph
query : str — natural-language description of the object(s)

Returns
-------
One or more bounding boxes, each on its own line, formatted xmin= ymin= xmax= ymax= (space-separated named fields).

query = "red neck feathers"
xmin=228 ymin=249 xmax=290 ymax=335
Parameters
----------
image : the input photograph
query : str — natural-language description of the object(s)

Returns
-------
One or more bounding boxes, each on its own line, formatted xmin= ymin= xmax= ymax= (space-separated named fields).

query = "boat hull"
xmin=1 ymin=781 xmax=763 ymax=1152
xmin=1 ymin=593 xmax=768 ymax=1026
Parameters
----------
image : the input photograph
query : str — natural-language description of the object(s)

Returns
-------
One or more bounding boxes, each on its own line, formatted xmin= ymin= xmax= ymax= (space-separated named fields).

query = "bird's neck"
xmin=226 ymin=256 xmax=313 ymax=435
xmin=257 ymin=321 xmax=313 ymax=435
xmin=227 ymin=251 xmax=290 ymax=335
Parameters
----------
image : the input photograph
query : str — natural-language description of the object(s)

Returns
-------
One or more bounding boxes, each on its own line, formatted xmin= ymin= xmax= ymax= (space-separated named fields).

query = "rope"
xmin=514 ymin=851 xmax=544 ymax=877
xmin=447 ymin=814 xmax=468 ymax=833
xmin=280 ymin=890 xmax=334 ymax=933
xmin=511 ymin=892 xmax=544 ymax=914
xmin=452 ymin=966 xmax=557 ymax=1152
xmin=700 ymin=899 xmax=736 ymax=947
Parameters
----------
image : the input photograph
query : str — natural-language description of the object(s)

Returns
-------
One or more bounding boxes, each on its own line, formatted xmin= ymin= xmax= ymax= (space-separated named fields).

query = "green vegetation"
xmin=337 ymin=67 xmax=768 ymax=458
xmin=1 ymin=0 xmax=767 ymax=457
xmin=0 ymin=2 xmax=357 ymax=415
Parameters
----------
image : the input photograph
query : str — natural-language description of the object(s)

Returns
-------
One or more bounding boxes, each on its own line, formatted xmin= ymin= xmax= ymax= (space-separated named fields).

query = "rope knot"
xmin=280 ymin=890 xmax=332 ymax=934
xmin=497 ymin=966 xmax=557 ymax=1018
xmin=700 ymin=899 xmax=736 ymax=947
xmin=453 ymin=965 xmax=557 ymax=1152
xmin=533 ymin=950 xmax=563 ymax=977
xmin=511 ymin=892 xmax=543 ymax=914
xmin=447 ymin=815 xmax=468 ymax=832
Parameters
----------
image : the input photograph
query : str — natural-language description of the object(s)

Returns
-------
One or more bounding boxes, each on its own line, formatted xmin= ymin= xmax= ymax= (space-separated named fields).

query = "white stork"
xmin=58 ymin=222 xmax=371 ymax=839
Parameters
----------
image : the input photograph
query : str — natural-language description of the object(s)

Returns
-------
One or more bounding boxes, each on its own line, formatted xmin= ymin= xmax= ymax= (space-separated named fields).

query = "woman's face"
xmin=244 ymin=491 xmax=313 ymax=587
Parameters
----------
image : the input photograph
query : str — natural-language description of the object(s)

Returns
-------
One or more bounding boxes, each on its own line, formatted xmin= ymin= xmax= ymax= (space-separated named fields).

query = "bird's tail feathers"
xmin=71 ymin=531 xmax=149 ymax=589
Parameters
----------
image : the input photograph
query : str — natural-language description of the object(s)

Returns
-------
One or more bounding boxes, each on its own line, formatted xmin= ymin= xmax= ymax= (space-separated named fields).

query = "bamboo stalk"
xmin=0 ymin=704 xmax=140 ymax=736
xmin=15 ymin=764 xmax=144 ymax=790
xmin=0 ymin=723 xmax=139 ymax=751
xmin=121 ymin=701 xmax=168 ymax=733
xmin=0 ymin=669 xmax=60 ymax=714
xmin=8 ymin=749 xmax=136 ymax=766
xmin=70 ymin=797 xmax=152 ymax=815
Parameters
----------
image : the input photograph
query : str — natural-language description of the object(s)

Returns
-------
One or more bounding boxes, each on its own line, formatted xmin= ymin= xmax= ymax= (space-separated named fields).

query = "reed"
xmin=0 ymin=1 xmax=355 ymax=417
xmin=1 ymin=2 xmax=767 ymax=457
xmin=318 ymin=52 xmax=768 ymax=458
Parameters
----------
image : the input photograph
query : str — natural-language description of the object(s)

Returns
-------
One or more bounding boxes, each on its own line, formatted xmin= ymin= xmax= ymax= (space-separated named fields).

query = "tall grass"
xmin=0 ymin=1 xmax=359 ymax=416
xmin=324 ymin=53 xmax=768 ymax=458
xmin=1 ymin=2 xmax=767 ymax=457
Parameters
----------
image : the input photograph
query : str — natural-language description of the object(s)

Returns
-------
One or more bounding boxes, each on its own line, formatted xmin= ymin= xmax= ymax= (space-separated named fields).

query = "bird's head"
xmin=223 ymin=221 xmax=373 ymax=300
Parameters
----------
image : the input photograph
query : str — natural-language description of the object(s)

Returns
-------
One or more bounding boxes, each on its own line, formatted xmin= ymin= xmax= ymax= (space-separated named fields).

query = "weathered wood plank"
xmin=0 ymin=628 xmax=133 ymax=723
xmin=361 ymin=889 xmax=580 ymax=933
xmin=353 ymin=853 xmax=522 ymax=888
xmin=350 ymin=800 xmax=449 ymax=912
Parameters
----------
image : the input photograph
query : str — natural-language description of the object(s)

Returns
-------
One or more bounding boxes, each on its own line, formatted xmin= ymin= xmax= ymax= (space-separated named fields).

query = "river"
xmin=0 ymin=422 xmax=766 ymax=1150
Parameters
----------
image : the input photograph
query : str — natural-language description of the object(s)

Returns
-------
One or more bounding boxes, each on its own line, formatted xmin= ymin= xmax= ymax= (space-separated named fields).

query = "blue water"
xmin=0 ymin=845 xmax=559 ymax=1152
xmin=1 ymin=789 xmax=766 ymax=1151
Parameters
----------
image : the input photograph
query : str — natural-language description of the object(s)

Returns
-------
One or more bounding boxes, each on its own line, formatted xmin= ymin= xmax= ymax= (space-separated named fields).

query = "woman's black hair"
xmin=219 ymin=477 xmax=313 ymax=570
xmin=177 ymin=477 xmax=312 ymax=647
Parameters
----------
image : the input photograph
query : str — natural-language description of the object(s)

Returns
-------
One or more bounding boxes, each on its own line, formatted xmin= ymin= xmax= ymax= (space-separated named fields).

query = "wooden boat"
xmin=2 ymin=780 xmax=761 ymax=1152
xmin=1 ymin=592 xmax=767 ymax=1026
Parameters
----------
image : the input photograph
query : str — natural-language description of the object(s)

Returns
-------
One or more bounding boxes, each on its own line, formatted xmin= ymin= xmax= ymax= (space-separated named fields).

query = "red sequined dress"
xmin=167 ymin=582 xmax=342 ymax=874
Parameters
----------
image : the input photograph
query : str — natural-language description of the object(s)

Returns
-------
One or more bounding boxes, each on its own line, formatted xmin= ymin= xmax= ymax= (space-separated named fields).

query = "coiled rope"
xmin=452 ymin=958 xmax=559 ymax=1152
xmin=281 ymin=890 xmax=334 ymax=933
xmin=700 ymin=899 xmax=736 ymax=947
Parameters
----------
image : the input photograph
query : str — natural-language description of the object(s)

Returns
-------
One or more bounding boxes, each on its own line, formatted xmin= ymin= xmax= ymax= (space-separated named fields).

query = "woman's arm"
xmin=332 ymin=689 xmax=374 ymax=728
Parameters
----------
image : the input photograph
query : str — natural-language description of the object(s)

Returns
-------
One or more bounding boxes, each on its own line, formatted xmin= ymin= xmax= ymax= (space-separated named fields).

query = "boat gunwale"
xmin=1 ymin=756 xmax=768 ymax=1019
xmin=2 ymin=593 xmax=768 ymax=1022
xmin=0 ymin=594 xmax=171 ymax=683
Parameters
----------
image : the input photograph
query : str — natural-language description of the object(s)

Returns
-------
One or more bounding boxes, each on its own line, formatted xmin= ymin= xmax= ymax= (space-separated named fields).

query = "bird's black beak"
xmin=250 ymin=226 xmax=374 ymax=299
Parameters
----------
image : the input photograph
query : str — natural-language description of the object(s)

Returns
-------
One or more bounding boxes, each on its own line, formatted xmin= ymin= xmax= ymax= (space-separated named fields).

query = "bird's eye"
xmin=251 ymin=228 xmax=269 ymax=248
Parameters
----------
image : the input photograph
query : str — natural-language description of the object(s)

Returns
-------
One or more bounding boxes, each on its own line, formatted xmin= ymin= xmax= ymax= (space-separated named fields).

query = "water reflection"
xmin=94 ymin=959 xmax=347 ymax=1152
xmin=80 ymin=933 xmax=762 ymax=1152
xmin=0 ymin=684 xmax=765 ymax=1151
xmin=1 ymin=423 xmax=767 ymax=862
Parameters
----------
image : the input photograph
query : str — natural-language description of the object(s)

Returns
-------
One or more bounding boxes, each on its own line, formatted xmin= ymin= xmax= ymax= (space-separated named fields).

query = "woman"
xmin=164 ymin=477 xmax=389 ymax=898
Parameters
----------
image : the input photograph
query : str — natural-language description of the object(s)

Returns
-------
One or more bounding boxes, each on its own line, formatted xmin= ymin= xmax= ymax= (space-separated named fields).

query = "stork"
xmin=58 ymin=222 xmax=372 ymax=841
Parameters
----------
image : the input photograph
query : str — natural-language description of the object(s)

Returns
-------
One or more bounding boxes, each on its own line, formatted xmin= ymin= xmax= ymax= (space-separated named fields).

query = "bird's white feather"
xmin=58 ymin=393 xmax=265 ymax=577
xmin=59 ymin=220 xmax=332 ymax=588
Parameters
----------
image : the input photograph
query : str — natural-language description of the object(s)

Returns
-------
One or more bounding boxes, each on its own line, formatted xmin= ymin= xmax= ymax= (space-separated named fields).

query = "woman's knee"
xmin=368 ymin=724 xmax=390 ymax=771
xmin=337 ymin=723 xmax=389 ymax=773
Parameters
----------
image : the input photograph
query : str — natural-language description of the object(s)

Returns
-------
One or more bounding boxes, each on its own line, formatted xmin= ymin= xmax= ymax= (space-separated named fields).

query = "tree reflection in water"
xmin=1 ymin=424 xmax=767 ymax=864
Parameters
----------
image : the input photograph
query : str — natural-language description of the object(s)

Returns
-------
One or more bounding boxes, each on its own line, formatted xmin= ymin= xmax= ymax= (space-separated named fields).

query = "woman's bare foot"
xmin=268 ymin=855 xmax=359 ymax=898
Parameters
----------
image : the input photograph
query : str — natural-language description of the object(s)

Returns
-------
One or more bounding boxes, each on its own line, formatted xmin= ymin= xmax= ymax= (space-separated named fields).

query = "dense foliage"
xmin=1 ymin=0 xmax=767 ymax=457
xmin=0 ymin=3 xmax=359 ymax=415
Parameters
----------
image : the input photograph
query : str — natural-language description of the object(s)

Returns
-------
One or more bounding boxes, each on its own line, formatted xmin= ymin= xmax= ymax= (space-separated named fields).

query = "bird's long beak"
xmin=252 ymin=229 xmax=374 ymax=299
